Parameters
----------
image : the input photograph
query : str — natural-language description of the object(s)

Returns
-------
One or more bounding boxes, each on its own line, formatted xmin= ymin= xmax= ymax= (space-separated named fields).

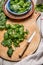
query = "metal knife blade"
xmin=19 ymin=31 xmax=36 ymax=58
xmin=27 ymin=31 xmax=36 ymax=43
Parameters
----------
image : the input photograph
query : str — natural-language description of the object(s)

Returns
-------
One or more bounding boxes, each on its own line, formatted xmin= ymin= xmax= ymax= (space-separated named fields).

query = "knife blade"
xmin=27 ymin=31 xmax=36 ymax=43
xmin=19 ymin=31 xmax=36 ymax=58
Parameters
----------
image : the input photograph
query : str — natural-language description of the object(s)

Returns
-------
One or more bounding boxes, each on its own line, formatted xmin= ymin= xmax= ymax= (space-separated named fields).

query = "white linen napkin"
xmin=14 ymin=13 xmax=43 ymax=65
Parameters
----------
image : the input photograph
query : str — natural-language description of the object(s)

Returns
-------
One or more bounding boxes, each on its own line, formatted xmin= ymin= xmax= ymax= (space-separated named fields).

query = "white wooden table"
xmin=0 ymin=0 xmax=43 ymax=65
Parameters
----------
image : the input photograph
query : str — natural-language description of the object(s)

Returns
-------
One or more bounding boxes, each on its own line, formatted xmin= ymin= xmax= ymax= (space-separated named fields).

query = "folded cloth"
xmin=13 ymin=39 xmax=43 ymax=65
xmin=14 ymin=13 xmax=43 ymax=65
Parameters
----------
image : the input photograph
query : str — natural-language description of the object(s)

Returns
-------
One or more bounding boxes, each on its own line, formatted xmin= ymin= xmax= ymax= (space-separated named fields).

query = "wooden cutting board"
xmin=0 ymin=12 xmax=41 ymax=61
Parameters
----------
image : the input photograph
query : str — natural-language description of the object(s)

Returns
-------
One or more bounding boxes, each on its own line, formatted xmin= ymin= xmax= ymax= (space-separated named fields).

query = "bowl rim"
xmin=3 ymin=0 xmax=34 ymax=20
xmin=6 ymin=0 xmax=32 ymax=15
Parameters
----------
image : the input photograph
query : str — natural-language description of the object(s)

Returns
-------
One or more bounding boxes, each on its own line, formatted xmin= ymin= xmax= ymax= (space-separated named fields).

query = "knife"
xmin=19 ymin=31 xmax=36 ymax=58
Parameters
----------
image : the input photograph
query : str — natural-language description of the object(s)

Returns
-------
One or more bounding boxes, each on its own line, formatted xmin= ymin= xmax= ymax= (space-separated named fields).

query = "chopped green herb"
xmin=4 ymin=32 xmax=9 ymax=40
xmin=0 ymin=0 xmax=7 ymax=30
xmin=35 ymin=4 xmax=43 ymax=12
xmin=7 ymin=47 xmax=14 ymax=57
xmin=5 ymin=24 xmax=11 ymax=29
xmin=2 ymin=39 xmax=12 ymax=48
xmin=10 ymin=0 xmax=31 ymax=13
xmin=1 ymin=24 xmax=29 ymax=57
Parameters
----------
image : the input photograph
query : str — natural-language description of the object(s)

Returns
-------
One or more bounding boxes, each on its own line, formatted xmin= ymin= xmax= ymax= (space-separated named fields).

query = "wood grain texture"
xmin=0 ymin=12 xmax=41 ymax=61
xmin=3 ymin=0 xmax=34 ymax=20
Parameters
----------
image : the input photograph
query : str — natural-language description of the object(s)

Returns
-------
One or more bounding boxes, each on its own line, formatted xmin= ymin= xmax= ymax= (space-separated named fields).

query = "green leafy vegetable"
xmin=5 ymin=24 xmax=11 ymax=29
xmin=10 ymin=0 xmax=31 ymax=13
xmin=7 ymin=47 xmax=14 ymax=57
xmin=1 ymin=24 xmax=29 ymax=57
xmin=0 ymin=25 xmax=5 ymax=30
xmin=2 ymin=39 xmax=12 ymax=47
xmin=35 ymin=4 xmax=43 ymax=12
xmin=0 ymin=0 xmax=7 ymax=30
xmin=4 ymin=32 xmax=9 ymax=40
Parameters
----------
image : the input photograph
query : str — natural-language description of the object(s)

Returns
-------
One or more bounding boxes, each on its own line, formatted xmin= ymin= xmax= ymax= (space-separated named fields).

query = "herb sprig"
xmin=0 ymin=0 xmax=7 ymax=30
xmin=35 ymin=4 xmax=43 ymax=12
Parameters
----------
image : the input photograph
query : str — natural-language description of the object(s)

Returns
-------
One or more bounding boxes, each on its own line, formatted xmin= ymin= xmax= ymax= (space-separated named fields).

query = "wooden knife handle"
xmin=19 ymin=43 xmax=29 ymax=58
